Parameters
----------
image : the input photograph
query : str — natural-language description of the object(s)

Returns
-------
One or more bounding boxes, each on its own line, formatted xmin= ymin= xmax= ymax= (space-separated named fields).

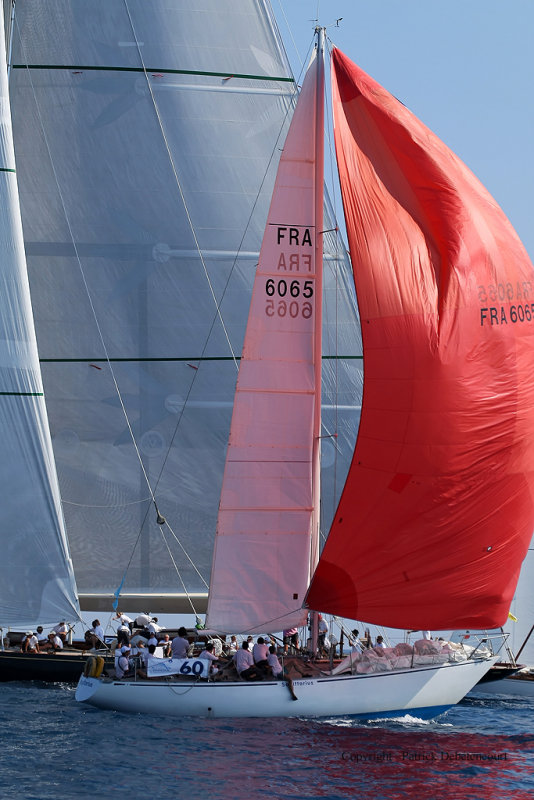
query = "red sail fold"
xmin=306 ymin=47 xmax=534 ymax=629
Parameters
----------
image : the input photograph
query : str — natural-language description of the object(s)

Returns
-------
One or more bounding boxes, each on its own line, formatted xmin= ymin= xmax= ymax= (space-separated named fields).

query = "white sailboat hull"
xmin=469 ymin=670 xmax=534 ymax=699
xmin=76 ymin=658 xmax=495 ymax=719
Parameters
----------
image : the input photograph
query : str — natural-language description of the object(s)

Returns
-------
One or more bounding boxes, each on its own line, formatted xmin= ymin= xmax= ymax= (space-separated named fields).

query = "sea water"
xmin=0 ymin=684 xmax=532 ymax=799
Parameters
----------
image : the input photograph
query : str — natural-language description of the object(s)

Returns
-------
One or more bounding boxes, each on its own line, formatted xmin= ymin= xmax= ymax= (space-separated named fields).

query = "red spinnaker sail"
xmin=306 ymin=47 xmax=534 ymax=629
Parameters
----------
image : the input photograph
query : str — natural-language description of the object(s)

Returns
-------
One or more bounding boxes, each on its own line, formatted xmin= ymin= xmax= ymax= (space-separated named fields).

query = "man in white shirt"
xmin=134 ymin=613 xmax=152 ymax=629
xmin=349 ymin=629 xmax=362 ymax=653
xmin=116 ymin=622 xmax=130 ymax=648
xmin=267 ymin=645 xmax=284 ymax=678
xmin=113 ymin=612 xmax=134 ymax=631
xmin=157 ymin=634 xmax=172 ymax=657
xmin=52 ymin=621 xmax=69 ymax=642
xmin=47 ymin=632 xmax=63 ymax=651
xmin=252 ymin=637 xmax=269 ymax=671
xmin=36 ymin=626 xmax=48 ymax=645
xmin=85 ymin=619 xmax=105 ymax=650
xmin=198 ymin=642 xmax=219 ymax=675
xmin=21 ymin=632 xmax=39 ymax=653
xmin=233 ymin=641 xmax=261 ymax=681
xmin=147 ymin=617 xmax=164 ymax=635
xmin=266 ymin=646 xmax=297 ymax=700
xmin=317 ymin=614 xmax=328 ymax=655
xmin=137 ymin=644 xmax=158 ymax=678
xmin=115 ymin=646 xmax=131 ymax=679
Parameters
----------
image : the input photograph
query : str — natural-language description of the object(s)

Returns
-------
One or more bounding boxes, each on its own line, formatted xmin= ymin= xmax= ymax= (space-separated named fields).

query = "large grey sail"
xmin=9 ymin=1 xmax=362 ymax=612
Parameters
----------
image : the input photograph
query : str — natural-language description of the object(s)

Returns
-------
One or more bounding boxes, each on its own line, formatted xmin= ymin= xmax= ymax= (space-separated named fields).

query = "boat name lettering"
xmin=293 ymin=680 xmax=314 ymax=686
xmin=276 ymin=226 xmax=312 ymax=247
xmin=478 ymin=281 xmax=532 ymax=303
xmin=480 ymin=304 xmax=534 ymax=326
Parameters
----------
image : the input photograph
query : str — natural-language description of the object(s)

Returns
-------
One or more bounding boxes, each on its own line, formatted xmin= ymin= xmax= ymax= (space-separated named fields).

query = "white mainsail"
xmin=0 ymin=1 xmax=78 ymax=628
xmin=8 ymin=2 xmax=362 ymax=613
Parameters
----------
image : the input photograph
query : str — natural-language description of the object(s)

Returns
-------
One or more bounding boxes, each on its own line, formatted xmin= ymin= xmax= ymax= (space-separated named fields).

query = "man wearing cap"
xmin=115 ymin=646 xmax=132 ymax=679
xmin=21 ymin=631 xmax=39 ymax=653
xmin=46 ymin=632 xmax=63 ymax=651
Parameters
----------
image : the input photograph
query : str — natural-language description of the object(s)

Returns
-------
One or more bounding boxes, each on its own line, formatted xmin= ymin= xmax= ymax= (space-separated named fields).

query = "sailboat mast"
xmin=309 ymin=27 xmax=325 ymax=653
xmin=310 ymin=26 xmax=325 ymax=575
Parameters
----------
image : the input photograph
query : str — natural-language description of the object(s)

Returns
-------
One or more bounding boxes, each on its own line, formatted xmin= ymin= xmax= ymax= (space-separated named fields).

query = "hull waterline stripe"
xmin=12 ymin=64 xmax=294 ymax=83
xmin=0 ymin=167 xmax=15 ymax=173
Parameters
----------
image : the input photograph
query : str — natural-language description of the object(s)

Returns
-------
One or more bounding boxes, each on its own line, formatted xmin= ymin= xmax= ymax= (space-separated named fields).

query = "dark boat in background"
xmin=0 ymin=630 xmax=112 ymax=683
xmin=0 ymin=649 xmax=112 ymax=683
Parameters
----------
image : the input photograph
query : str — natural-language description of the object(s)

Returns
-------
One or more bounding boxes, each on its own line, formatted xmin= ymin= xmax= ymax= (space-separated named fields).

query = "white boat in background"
xmin=470 ymin=540 xmax=534 ymax=699
xmin=470 ymin=668 xmax=534 ymax=700
xmin=76 ymin=11 xmax=534 ymax=718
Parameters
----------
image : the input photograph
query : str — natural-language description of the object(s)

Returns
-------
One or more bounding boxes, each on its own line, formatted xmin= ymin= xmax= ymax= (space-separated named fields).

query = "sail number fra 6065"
xmin=478 ymin=281 xmax=534 ymax=326
xmin=265 ymin=278 xmax=313 ymax=318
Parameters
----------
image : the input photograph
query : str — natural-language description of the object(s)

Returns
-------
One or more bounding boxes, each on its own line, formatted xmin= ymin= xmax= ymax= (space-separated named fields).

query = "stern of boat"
xmin=75 ymin=675 xmax=102 ymax=704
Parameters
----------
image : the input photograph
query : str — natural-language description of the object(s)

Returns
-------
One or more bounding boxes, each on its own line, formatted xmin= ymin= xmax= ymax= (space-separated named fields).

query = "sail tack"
xmin=307 ymin=47 xmax=534 ymax=630
xmin=207 ymin=48 xmax=323 ymax=633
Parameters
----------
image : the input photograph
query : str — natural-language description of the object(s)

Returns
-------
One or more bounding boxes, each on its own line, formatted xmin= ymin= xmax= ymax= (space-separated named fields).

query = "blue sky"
xmin=275 ymin=0 xmax=533 ymax=262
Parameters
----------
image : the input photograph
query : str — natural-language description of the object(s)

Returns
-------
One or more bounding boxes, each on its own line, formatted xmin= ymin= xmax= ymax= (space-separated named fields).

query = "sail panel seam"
xmin=11 ymin=64 xmax=294 ymax=82
xmin=38 ymin=355 xmax=362 ymax=362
